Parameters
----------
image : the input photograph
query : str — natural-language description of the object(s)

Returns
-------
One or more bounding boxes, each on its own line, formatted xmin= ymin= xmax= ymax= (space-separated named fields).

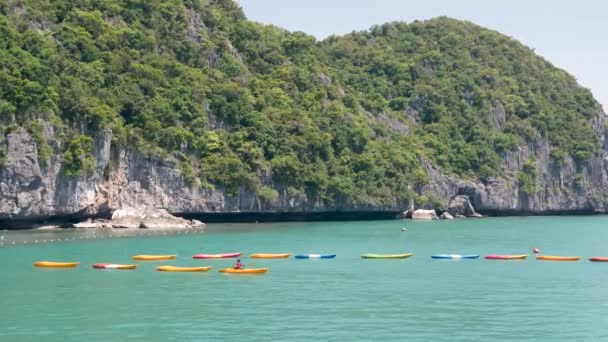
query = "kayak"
xmin=589 ymin=257 xmax=608 ymax=262
xmin=132 ymin=255 xmax=176 ymax=261
xmin=536 ymin=255 xmax=580 ymax=261
xmin=361 ymin=253 xmax=413 ymax=259
xmin=33 ymin=261 xmax=79 ymax=268
xmin=219 ymin=268 xmax=269 ymax=275
xmin=157 ymin=265 xmax=212 ymax=272
xmin=484 ymin=254 xmax=528 ymax=260
xmin=92 ymin=263 xmax=137 ymax=270
xmin=192 ymin=252 xmax=242 ymax=259
xmin=432 ymin=254 xmax=480 ymax=259
xmin=250 ymin=253 xmax=292 ymax=259
xmin=295 ymin=254 xmax=336 ymax=259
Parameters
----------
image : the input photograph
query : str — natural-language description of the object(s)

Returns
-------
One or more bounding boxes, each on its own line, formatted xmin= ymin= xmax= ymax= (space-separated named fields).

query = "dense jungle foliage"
xmin=0 ymin=0 xmax=603 ymax=207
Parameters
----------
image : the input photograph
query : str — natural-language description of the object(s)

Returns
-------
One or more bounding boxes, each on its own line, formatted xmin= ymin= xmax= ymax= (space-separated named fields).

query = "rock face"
xmin=417 ymin=99 xmax=608 ymax=216
xmin=1 ymin=104 xmax=608 ymax=226
xmin=412 ymin=209 xmax=438 ymax=220
xmin=0 ymin=126 xmax=405 ymax=226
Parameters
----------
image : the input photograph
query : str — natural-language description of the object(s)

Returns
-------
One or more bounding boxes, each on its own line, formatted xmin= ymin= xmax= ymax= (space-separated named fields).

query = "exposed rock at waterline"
xmin=412 ymin=209 xmax=438 ymax=220
xmin=72 ymin=209 xmax=206 ymax=230
xmin=72 ymin=219 xmax=104 ymax=229
xmin=140 ymin=209 xmax=195 ymax=229
xmin=439 ymin=212 xmax=454 ymax=219
xmin=447 ymin=195 xmax=478 ymax=217
xmin=34 ymin=225 xmax=62 ymax=231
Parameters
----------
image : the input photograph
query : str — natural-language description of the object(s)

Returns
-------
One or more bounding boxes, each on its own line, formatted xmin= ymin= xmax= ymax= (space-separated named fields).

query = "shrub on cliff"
xmin=62 ymin=135 xmax=95 ymax=177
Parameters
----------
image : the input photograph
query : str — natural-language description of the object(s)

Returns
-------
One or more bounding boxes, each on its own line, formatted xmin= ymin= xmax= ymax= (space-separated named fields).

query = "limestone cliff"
xmin=1 ymin=105 xmax=607 ymax=226
xmin=420 ymin=104 xmax=608 ymax=215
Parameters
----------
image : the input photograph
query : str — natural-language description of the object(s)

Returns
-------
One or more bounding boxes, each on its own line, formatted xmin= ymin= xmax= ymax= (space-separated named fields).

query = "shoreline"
xmin=0 ymin=209 xmax=605 ymax=230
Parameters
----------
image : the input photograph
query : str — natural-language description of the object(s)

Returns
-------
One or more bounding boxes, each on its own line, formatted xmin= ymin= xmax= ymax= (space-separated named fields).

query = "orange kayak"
xmin=249 ymin=253 xmax=292 ymax=259
xmin=34 ymin=261 xmax=79 ymax=268
xmin=219 ymin=268 xmax=269 ymax=275
xmin=132 ymin=255 xmax=176 ymax=261
xmin=157 ymin=266 xmax=212 ymax=272
xmin=536 ymin=255 xmax=580 ymax=261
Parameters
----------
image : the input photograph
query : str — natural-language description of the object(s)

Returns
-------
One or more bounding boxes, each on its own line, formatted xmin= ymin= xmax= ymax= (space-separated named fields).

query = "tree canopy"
xmin=0 ymin=0 xmax=603 ymax=208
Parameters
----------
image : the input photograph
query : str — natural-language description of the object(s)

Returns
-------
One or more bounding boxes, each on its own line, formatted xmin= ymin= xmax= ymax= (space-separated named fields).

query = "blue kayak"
xmin=431 ymin=254 xmax=480 ymax=259
xmin=295 ymin=254 xmax=336 ymax=259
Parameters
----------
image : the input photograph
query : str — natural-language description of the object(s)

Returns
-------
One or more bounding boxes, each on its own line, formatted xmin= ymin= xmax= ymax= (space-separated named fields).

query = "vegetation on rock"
xmin=517 ymin=159 xmax=537 ymax=195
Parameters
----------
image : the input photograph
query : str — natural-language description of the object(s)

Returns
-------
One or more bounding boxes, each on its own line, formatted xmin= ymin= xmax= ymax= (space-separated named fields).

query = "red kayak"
xmin=484 ymin=254 xmax=528 ymax=260
xmin=192 ymin=252 xmax=242 ymax=259
xmin=589 ymin=257 xmax=608 ymax=262
xmin=92 ymin=263 xmax=137 ymax=270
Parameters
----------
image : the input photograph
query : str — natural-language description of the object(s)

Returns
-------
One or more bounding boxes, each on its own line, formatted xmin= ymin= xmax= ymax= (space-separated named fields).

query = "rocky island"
xmin=0 ymin=0 xmax=606 ymax=228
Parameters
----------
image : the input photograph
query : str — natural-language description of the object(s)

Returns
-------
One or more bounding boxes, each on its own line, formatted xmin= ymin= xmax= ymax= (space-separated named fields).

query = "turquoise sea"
xmin=2 ymin=216 xmax=608 ymax=341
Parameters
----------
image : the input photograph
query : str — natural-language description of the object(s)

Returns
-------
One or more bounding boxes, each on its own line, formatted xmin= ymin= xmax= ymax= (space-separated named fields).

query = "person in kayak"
xmin=234 ymin=259 xmax=243 ymax=269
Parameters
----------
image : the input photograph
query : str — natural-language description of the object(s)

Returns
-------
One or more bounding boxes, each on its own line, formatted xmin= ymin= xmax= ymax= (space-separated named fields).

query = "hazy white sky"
xmin=239 ymin=0 xmax=607 ymax=111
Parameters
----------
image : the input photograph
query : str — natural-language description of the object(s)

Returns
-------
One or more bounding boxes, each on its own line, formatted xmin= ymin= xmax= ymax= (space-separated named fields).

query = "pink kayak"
xmin=485 ymin=254 xmax=528 ymax=260
xmin=192 ymin=252 xmax=242 ymax=259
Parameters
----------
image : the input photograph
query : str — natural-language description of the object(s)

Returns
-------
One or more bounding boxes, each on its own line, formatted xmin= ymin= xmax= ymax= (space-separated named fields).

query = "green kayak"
xmin=361 ymin=253 xmax=413 ymax=259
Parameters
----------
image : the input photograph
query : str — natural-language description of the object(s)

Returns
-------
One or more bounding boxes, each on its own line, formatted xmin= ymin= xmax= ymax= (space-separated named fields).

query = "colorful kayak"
xmin=589 ymin=257 xmax=608 ymax=262
xmin=536 ymin=255 xmax=580 ymax=261
xmin=485 ymin=254 xmax=528 ymax=260
xmin=295 ymin=254 xmax=336 ymax=259
xmin=432 ymin=254 xmax=480 ymax=259
xmin=361 ymin=253 xmax=413 ymax=259
xmin=219 ymin=268 xmax=268 ymax=275
xmin=33 ymin=261 xmax=79 ymax=268
xmin=193 ymin=252 xmax=242 ymax=259
xmin=92 ymin=263 xmax=137 ymax=270
xmin=250 ymin=253 xmax=292 ymax=259
xmin=132 ymin=255 xmax=176 ymax=261
xmin=157 ymin=266 xmax=212 ymax=272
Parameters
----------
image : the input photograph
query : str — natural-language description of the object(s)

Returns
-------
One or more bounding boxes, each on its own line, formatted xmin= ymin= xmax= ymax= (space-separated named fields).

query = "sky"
xmin=238 ymin=0 xmax=607 ymax=111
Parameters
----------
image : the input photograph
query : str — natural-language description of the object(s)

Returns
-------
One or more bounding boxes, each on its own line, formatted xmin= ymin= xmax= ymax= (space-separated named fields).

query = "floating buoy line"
xmin=0 ymin=228 xmax=205 ymax=247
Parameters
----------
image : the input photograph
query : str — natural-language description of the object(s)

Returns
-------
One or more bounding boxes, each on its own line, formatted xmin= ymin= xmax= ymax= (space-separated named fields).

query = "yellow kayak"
xmin=361 ymin=253 xmax=413 ymax=259
xmin=536 ymin=255 xmax=581 ymax=261
xmin=249 ymin=253 xmax=292 ymax=259
xmin=132 ymin=255 xmax=176 ymax=261
xmin=219 ymin=268 xmax=269 ymax=275
xmin=157 ymin=266 xmax=212 ymax=272
xmin=34 ymin=261 xmax=79 ymax=268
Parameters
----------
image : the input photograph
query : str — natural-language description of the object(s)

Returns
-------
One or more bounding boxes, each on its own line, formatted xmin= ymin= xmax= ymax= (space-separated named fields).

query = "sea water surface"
xmin=2 ymin=216 xmax=608 ymax=341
